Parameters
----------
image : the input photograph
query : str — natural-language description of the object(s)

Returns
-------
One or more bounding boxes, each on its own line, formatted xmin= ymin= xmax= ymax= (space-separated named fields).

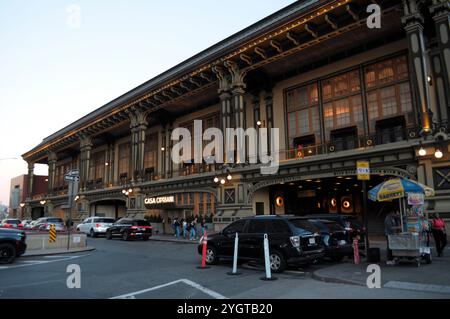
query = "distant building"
xmin=9 ymin=174 xmax=47 ymax=219
xmin=0 ymin=202 xmax=8 ymax=220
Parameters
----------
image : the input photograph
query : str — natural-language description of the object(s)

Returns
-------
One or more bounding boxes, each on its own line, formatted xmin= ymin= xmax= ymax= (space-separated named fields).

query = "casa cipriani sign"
xmin=144 ymin=196 xmax=175 ymax=206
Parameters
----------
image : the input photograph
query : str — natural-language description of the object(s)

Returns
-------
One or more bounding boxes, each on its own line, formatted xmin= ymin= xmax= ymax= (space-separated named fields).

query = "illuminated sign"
xmin=144 ymin=196 xmax=175 ymax=206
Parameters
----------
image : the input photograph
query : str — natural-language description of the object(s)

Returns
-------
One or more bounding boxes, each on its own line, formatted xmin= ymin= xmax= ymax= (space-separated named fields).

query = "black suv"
xmin=304 ymin=214 xmax=366 ymax=249
xmin=306 ymin=219 xmax=353 ymax=261
xmin=0 ymin=228 xmax=27 ymax=264
xmin=106 ymin=218 xmax=152 ymax=241
xmin=198 ymin=216 xmax=324 ymax=273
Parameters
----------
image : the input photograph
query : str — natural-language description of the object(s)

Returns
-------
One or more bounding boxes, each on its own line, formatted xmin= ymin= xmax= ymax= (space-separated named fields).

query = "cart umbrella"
xmin=368 ymin=178 xmax=435 ymax=202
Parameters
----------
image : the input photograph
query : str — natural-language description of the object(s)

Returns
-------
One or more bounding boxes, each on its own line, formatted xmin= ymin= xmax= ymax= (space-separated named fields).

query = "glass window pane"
xmin=299 ymin=109 xmax=309 ymax=134
xmin=324 ymin=103 xmax=334 ymax=129
xmin=399 ymin=82 xmax=412 ymax=113
xmin=288 ymin=112 xmax=297 ymax=138
xmin=380 ymin=86 xmax=397 ymax=117
xmin=298 ymin=86 xmax=308 ymax=108
xmin=335 ymin=99 xmax=350 ymax=127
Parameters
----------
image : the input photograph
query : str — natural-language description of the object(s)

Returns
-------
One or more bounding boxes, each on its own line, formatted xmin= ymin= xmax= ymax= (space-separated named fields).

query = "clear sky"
xmin=0 ymin=0 xmax=296 ymax=205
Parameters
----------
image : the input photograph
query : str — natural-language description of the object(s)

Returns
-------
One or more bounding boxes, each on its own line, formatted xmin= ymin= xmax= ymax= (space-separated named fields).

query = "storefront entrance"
xmin=255 ymin=174 xmax=401 ymax=235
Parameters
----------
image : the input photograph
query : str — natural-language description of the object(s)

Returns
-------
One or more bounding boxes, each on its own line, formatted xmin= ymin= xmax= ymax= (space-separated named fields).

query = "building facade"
xmin=9 ymin=174 xmax=47 ymax=219
xmin=22 ymin=0 xmax=450 ymax=233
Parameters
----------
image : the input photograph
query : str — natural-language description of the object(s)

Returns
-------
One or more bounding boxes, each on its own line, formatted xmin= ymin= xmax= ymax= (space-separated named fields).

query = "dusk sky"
xmin=0 ymin=0 xmax=296 ymax=206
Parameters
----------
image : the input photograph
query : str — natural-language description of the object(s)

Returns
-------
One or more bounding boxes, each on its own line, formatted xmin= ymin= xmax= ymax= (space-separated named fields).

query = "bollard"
xmin=227 ymin=232 xmax=241 ymax=276
xmin=260 ymin=233 xmax=277 ymax=281
xmin=197 ymin=231 xmax=210 ymax=269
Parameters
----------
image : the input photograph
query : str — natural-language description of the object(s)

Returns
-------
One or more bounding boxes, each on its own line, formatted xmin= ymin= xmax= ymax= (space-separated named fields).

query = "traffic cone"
xmin=197 ymin=231 xmax=210 ymax=269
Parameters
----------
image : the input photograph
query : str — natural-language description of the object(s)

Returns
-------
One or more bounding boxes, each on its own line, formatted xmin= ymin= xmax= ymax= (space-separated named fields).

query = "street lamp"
xmin=40 ymin=200 xmax=46 ymax=205
xmin=434 ymin=148 xmax=443 ymax=159
xmin=418 ymin=147 xmax=427 ymax=156
xmin=19 ymin=203 xmax=25 ymax=208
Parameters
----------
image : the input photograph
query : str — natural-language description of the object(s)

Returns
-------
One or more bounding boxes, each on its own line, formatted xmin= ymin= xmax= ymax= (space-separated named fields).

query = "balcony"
xmin=282 ymin=125 xmax=419 ymax=161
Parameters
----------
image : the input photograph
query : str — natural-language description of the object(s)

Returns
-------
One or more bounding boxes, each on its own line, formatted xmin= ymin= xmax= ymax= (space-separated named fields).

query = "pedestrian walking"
xmin=201 ymin=218 xmax=206 ymax=237
xmin=189 ymin=218 xmax=197 ymax=240
xmin=431 ymin=213 xmax=447 ymax=257
xmin=181 ymin=219 xmax=187 ymax=239
xmin=385 ymin=210 xmax=401 ymax=265
xmin=173 ymin=217 xmax=180 ymax=239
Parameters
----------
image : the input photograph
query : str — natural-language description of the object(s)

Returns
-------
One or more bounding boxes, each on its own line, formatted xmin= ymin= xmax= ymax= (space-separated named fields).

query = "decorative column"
xmin=225 ymin=61 xmax=247 ymax=164
xmin=130 ymin=110 xmax=147 ymax=182
xmin=430 ymin=0 xmax=450 ymax=124
xmin=79 ymin=136 xmax=92 ymax=191
xmin=264 ymin=90 xmax=274 ymax=152
xmin=105 ymin=143 xmax=114 ymax=186
xmin=164 ymin=125 xmax=172 ymax=178
xmin=27 ymin=162 xmax=34 ymax=200
xmin=212 ymin=66 xmax=233 ymax=166
xmin=47 ymin=152 xmax=57 ymax=194
xmin=402 ymin=0 xmax=433 ymax=135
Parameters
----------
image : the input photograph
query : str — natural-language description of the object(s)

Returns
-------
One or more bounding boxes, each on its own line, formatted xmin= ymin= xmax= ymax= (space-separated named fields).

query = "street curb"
xmin=22 ymin=246 xmax=96 ymax=257
xmin=149 ymin=237 xmax=199 ymax=245
xmin=311 ymin=270 xmax=366 ymax=287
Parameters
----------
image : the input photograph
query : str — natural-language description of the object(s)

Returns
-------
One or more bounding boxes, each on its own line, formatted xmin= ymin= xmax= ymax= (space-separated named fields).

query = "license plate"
xmin=309 ymin=238 xmax=316 ymax=244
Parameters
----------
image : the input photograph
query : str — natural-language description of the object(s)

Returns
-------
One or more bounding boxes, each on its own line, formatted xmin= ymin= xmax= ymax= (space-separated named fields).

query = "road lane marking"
xmin=111 ymin=279 xmax=227 ymax=299
xmin=181 ymin=279 xmax=228 ymax=299
xmin=384 ymin=281 xmax=450 ymax=294
xmin=0 ymin=254 xmax=90 ymax=270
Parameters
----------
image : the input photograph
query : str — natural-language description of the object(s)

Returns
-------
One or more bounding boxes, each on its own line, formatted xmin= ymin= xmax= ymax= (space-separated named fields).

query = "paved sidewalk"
xmin=22 ymin=246 xmax=96 ymax=257
xmin=312 ymin=244 xmax=450 ymax=295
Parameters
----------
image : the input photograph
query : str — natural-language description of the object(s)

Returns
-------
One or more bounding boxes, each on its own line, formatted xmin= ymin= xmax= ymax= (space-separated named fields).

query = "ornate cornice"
xmin=22 ymin=0 xmax=393 ymax=162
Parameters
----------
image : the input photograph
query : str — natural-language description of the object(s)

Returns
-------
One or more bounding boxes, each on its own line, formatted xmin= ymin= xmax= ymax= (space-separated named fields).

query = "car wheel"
xmin=205 ymin=246 xmax=219 ymax=265
xmin=122 ymin=232 xmax=129 ymax=241
xmin=90 ymin=229 xmax=97 ymax=238
xmin=106 ymin=231 xmax=112 ymax=240
xmin=0 ymin=243 xmax=16 ymax=264
xmin=142 ymin=236 xmax=149 ymax=241
xmin=269 ymin=250 xmax=286 ymax=273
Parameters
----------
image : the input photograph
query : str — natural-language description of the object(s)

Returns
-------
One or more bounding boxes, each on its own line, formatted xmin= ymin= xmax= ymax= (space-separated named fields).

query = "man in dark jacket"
xmin=385 ymin=210 xmax=401 ymax=263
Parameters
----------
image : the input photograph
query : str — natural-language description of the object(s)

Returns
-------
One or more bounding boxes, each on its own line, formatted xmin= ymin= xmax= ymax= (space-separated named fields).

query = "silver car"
xmin=77 ymin=217 xmax=115 ymax=237
xmin=34 ymin=217 xmax=66 ymax=232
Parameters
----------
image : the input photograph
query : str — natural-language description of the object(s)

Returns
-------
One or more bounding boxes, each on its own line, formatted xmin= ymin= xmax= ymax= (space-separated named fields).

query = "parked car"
xmin=18 ymin=220 xmax=32 ymax=229
xmin=0 ymin=228 xmax=27 ymax=264
xmin=105 ymin=218 xmax=152 ymax=241
xmin=77 ymin=217 xmax=115 ymax=237
xmin=304 ymin=218 xmax=353 ymax=261
xmin=303 ymin=214 xmax=366 ymax=249
xmin=32 ymin=217 xmax=66 ymax=232
xmin=198 ymin=215 xmax=324 ymax=273
xmin=1 ymin=219 xmax=22 ymax=229
xmin=25 ymin=220 xmax=39 ymax=230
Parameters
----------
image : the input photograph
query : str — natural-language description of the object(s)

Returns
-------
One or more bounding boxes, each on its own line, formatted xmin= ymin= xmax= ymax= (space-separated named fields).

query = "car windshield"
xmin=321 ymin=221 xmax=345 ymax=232
xmin=289 ymin=219 xmax=319 ymax=233
xmin=6 ymin=220 xmax=20 ymax=224
xmin=95 ymin=218 xmax=114 ymax=223
xmin=48 ymin=218 xmax=63 ymax=223
xmin=133 ymin=220 xmax=150 ymax=226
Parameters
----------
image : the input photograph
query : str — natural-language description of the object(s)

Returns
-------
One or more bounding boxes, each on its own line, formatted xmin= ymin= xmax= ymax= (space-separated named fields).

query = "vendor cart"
xmin=388 ymin=232 xmax=431 ymax=267
xmin=368 ymin=177 xmax=435 ymax=267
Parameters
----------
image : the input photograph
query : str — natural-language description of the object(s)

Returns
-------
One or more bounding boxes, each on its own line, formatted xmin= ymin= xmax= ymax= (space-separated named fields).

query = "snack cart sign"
xmin=408 ymin=193 xmax=424 ymax=206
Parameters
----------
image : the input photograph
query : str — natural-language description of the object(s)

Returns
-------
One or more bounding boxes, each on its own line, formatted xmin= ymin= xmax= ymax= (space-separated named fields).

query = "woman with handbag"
xmin=431 ymin=213 xmax=447 ymax=257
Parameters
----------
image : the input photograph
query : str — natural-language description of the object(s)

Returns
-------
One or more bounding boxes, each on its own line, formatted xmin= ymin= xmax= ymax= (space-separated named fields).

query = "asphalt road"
xmin=0 ymin=237 xmax=448 ymax=299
